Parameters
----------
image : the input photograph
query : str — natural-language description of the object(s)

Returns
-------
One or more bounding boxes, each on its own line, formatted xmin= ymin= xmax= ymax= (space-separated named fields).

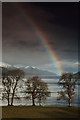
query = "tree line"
xmin=1 ymin=69 xmax=78 ymax=107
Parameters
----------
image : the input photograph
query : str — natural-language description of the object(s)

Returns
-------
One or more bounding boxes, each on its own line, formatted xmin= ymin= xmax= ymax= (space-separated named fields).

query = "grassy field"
xmin=1 ymin=106 xmax=80 ymax=119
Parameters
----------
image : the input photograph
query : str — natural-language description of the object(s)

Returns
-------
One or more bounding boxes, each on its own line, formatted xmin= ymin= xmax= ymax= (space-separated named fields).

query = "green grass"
xmin=1 ymin=106 xmax=80 ymax=119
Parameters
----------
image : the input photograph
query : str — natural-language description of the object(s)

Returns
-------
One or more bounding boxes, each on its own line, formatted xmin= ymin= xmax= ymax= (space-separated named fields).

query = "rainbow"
xmin=35 ymin=29 xmax=63 ymax=75
xmin=15 ymin=4 xmax=63 ymax=75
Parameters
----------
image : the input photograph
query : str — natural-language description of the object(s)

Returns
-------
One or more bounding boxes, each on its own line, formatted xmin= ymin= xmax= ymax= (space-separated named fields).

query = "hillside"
xmin=2 ymin=106 xmax=79 ymax=119
xmin=0 ymin=62 xmax=58 ymax=78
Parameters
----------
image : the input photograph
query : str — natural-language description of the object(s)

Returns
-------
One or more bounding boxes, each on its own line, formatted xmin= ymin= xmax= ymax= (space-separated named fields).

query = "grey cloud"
xmin=2 ymin=3 xmax=78 ymax=73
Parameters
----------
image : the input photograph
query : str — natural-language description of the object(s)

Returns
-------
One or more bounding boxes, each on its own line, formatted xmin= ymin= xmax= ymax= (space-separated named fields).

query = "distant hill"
xmin=74 ymin=72 xmax=80 ymax=76
xmin=74 ymin=72 xmax=80 ymax=85
xmin=0 ymin=62 xmax=58 ymax=78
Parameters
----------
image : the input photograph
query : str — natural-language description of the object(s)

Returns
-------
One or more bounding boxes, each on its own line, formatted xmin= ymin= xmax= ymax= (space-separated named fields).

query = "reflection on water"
xmin=0 ymin=79 xmax=80 ymax=106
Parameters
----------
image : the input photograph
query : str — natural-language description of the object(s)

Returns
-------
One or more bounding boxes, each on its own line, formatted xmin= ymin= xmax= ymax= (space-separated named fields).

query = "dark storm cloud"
xmin=2 ymin=2 xmax=78 ymax=72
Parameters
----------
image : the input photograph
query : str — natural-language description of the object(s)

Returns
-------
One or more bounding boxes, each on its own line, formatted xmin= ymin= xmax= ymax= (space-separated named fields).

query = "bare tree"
xmin=25 ymin=76 xmax=51 ymax=106
xmin=2 ymin=69 xmax=25 ymax=106
xmin=57 ymin=72 xmax=77 ymax=107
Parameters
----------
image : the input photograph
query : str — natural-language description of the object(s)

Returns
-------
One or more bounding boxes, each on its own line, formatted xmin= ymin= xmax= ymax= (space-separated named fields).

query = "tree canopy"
xmin=25 ymin=76 xmax=51 ymax=106
xmin=57 ymin=72 xmax=77 ymax=107
xmin=2 ymin=69 xmax=25 ymax=106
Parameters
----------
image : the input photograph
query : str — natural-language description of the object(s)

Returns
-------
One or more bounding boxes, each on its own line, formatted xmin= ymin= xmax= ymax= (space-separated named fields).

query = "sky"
xmin=2 ymin=2 xmax=79 ymax=75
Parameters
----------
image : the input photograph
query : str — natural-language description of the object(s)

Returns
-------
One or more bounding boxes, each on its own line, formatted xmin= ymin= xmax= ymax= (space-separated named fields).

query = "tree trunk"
xmin=11 ymin=79 xmax=18 ymax=106
xmin=68 ymin=86 xmax=71 ymax=107
xmin=8 ymin=93 xmax=10 ymax=106
xmin=11 ymin=90 xmax=15 ymax=106
xmin=32 ymin=93 xmax=35 ymax=106
xmin=32 ymin=98 xmax=35 ymax=106
xmin=11 ymin=94 xmax=14 ymax=106
xmin=68 ymin=99 xmax=71 ymax=107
